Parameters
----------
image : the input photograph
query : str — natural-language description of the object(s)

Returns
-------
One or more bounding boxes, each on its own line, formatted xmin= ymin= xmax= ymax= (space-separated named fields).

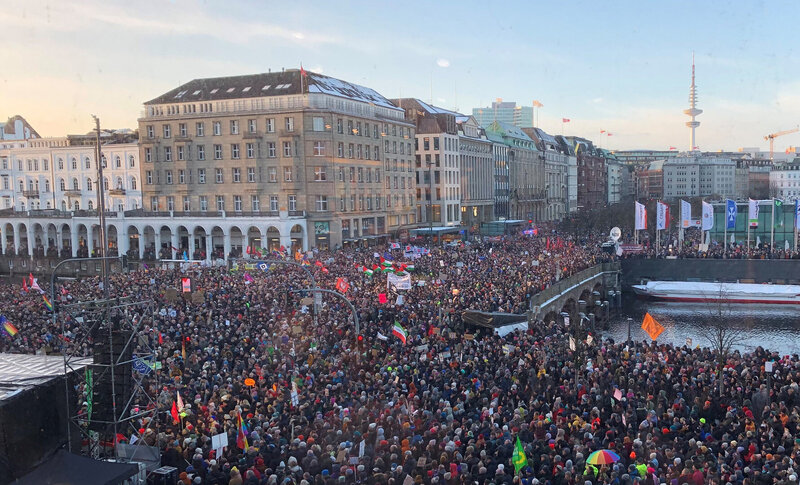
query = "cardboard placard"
xmin=192 ymin=290 xmax=205 ymax=303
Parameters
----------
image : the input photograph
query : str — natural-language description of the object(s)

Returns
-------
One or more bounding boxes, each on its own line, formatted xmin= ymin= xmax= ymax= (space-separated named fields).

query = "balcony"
xmin=22 ymin=190 xmax=39 ymax=198
xmin=109 ymin=188 xmax=126 ymax=196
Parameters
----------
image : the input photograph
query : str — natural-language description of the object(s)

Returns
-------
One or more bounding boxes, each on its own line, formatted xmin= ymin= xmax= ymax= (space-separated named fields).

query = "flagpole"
xmin=724 ymin=212 xmax=728 ymax=258
xmin=771 ymin=198 xmax=775 ymax=253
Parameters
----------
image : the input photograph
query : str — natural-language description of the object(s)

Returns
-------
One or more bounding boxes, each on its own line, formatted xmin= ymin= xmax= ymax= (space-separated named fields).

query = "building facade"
xmin=485 ymin=121 xmax=545 ymax=221
xmin=138 ymin=70 xmax=416 ymax=250
xmin=606 ymin=159 xmax=624 ymax=205
xmin=770 ymin=158 xmax=800 ymax=201
xmin=662 ymin=156 xmax=735 ymax=200
xmin=487 ymin=132 xmax=510 ymax=219
xmin=472 ymin=101 xmax=533 ymax=128
xmin=0 ymin=142 xmax=141 ymax=213
xmin=0 ymin=116 xmax=39 ymax=143
xmin=456 ymin=116 xmax=494 ymax=227
xmin=523 ymin=128 xmax=569 ymax=221
xmin=567 ymin=137 xmax=606 ymax=211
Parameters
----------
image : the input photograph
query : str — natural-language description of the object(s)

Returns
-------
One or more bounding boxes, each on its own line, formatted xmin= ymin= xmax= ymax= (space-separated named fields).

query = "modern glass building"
xmin=472 ymin=101 xmax=533 ymax=128
xmin=708 ymin=200 xmax=798 ymax=247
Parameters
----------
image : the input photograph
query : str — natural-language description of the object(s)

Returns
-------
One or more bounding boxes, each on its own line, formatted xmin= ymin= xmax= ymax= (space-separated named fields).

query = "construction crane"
xmin=765 ymin=126 xmax=799 ymax=160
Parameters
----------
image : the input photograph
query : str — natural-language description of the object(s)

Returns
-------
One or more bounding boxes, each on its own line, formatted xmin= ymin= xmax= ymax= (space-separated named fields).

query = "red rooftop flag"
xmin=562 ymin=118 xmax=571 ymax=123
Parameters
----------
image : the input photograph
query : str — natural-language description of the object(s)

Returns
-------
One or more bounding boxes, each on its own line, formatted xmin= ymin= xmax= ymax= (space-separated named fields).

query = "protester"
xmin=2 ymin=232 xmax=799 ymax=485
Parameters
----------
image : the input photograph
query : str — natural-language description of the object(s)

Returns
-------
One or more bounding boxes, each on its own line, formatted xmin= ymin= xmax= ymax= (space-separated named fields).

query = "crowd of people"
xmin=3 ymin=231 xmax=800 ymax=485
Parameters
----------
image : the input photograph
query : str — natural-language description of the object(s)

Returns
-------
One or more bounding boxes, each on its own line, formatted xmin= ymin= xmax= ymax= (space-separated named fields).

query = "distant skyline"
xmin=3 ymin=0 xmax=800 ymax=152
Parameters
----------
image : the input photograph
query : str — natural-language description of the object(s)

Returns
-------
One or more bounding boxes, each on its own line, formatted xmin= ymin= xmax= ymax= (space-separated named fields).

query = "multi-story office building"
xmin=662 ymin=156 xmax=735 ymax=199
xmin=472 ymin=101 xmax=533 ymax=129
xmin=139 ymin=69 xmax=416 ymax=250
xmin=456 ymin=116 xmax=494 ymax=227
xmin=487 ymin=132 xmax=510 ymax=219
xmin=606 ymin=159 xmax=624 ymax=205
xmin=0 ymin=140 xmax=141 ymax=213
xmin=635 ymin=160 xmax=665 ymax=200
xmin=770 ymin=158 xmax=800 ymax=201
xmin=523 ymin=128 xmax=570 ymax=221
xmin=393 ymin=98 xmax=462 ymax=227
xmin=484 ymin=121 xmax=545 ymax=221
xmin=566 ymin=137 xmax=606 ymax=210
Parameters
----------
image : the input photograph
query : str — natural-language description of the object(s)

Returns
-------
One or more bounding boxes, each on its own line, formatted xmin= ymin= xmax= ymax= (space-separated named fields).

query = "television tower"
xmin=683 ymin=52 xmax=702 ymax=151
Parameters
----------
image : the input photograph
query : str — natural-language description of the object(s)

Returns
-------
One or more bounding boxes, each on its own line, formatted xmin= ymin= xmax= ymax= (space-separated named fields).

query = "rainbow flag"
xmin=1 ymin=316 xmax=18 ymax=337
xmin=236 ymin=413 xmax=249 ymax=450
xmin=43 ymin=294 xmax=54 ymax=311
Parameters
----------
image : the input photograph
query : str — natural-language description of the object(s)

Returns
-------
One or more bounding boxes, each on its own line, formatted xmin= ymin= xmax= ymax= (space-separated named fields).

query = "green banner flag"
xmin=775 ymin=199 xmax=784 ymax=228
xmin=512 ymin=436 xmax=528 ymax=474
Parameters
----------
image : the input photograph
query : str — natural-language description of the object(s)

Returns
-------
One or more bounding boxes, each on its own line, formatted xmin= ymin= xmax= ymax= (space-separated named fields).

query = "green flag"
xmin=512 ymin=436 xmax=528 ymax=474
xmin=775 ymin=199 xmax=784 ymax=228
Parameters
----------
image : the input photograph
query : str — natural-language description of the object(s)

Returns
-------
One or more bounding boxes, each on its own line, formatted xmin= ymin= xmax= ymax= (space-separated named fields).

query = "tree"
xmin=698 ymin=285 xmax=748 ymax=397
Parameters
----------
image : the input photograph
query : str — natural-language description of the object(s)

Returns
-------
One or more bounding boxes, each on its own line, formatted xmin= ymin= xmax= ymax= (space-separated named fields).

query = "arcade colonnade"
xmin=0 ymin=215 xmax=308 ymax=262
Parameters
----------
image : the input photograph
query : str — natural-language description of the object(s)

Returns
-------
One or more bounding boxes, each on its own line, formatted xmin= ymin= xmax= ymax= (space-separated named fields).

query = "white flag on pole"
xmin=749 ymin=199 xmax=760 ymax=227
xmin=656 ymin=201 xmax=668 ymax=230
xmin=701 ymin=201 xmax=714 ymax=231
xmin=635 ymin=202 xmax=647 ymax=230
xmin=681 ymin=200 xmax=692 ymax=228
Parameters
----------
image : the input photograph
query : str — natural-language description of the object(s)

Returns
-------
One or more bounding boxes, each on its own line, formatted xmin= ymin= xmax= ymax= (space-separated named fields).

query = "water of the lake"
xmin=603 ymin=294 xmax=800 ymax=356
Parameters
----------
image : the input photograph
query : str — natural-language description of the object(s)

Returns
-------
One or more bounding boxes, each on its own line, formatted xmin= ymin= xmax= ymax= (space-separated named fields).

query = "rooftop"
xmin=145 ymin=70 xmax=400 ymax=111
xmin=0 ymin=353 xmax=92 ymax=401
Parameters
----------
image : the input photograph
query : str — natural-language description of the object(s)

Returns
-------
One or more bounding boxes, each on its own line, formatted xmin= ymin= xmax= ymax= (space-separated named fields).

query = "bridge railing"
xmin=529 ymin=261 xmax=620 ymax=312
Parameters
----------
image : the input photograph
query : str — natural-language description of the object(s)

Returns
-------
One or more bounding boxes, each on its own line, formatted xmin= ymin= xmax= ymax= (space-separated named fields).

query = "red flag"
xmin=321 ymin=267 xmax=329 ymax=274
xmin=335 ymin=278 xmax=349 ymax=293
xmin=600 ymin=130 xmax=606 ymax=134
xmin=314 ymin=260 xmax=324 ymax=267
xmin=607 ymin=133 xmax=613 ymax=136
xmin=546 ymin=237 xmax=550 ymax=250
xmin=171 ymin=401 xmax=179 ymax=424
xmin=378 ymin=293 xmax=388 ymax=304
xmin=562 ymin=118 xmax=570 ymax=123
xmin=300 ymin=64 xmax=307 ymax=78
xmin=28 ymin=273 xmax=34 ymax=286
xmin=22 ymin=278 xmax=28 ymax=292
xmin=669 ymin=146 xmax=677 ymax=150
xmin=158 ymin=332 xmax=164 ymax=345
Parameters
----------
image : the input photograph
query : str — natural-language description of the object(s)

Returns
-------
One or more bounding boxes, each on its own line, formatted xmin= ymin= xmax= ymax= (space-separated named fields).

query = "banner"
xmin=701 ymin=201 xmax=714 ymax=231
xmin=775 ymin=199 xmax=784 ymax=228
xmin=749 ymin=199 xmax=759 ymax=227
xmin=796 ymin=200 xmax=800 ymax=229
xmin=726 ymin=199 xmax=737 ymax=229
xmin=680 ymin=200 xmax=691 ymax=228
xmin=656 ymin=201 xmax=669 ymax=230
xmin=387 ymin=272 xmax=411 ymax=290
xmin=635 ymin=202 xmax=647 ymax=230
xmin=181 ymin=277 xmax=191 ymax=293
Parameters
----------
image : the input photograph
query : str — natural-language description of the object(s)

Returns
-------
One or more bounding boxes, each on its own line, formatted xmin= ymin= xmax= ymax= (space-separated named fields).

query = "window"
xmin=167 ymin=196 xmax=175 ymax=211
xmin=288 ymin=194 xmax=297 ymax=211
xmin=232 ymin=167 xmax=241 ymax=182
xmin=248 ymin=119 xmax=257 ymax=133
xmin=314 ymin=166 xmax=326 ymax=181
xmin=198 ymin=168 xmax=206 ymax=184
xmin=284 ymin=167 xmax=293 ymax=181
xmin=177 ymin=146 xmax=185 ymax=161
xmin=85 ymin=157 xmax=91 ymax=169
xmin=268 ymin=167 xmax=277 ymax=182
xmin=270 ymin=195 xmax=279 ymax=211
xmin=216 ymin=195 xmax=225 ymax=211
xmin=166 ymin=170 xmax=173 ymax=184
xmin=366 ymin=196 xmax=372 ymax=210
xmin=349 ymin=167 xmax=355 ymax=183
xmin=267 ymin=118 xmax=275 ymax=133
xmin=183 ymin=196 xmax=190 ymax=211
xmin=338 ymin=143 xmax=344 ymax=157
xmin=200 ymin=196 xmax=208 ymax=211
xmin=59 ymin=178 xmax=65 ymax=191
xmin=314 ymin=141 xmax=325 ymax=156
xmin=358 ymin=195 xmax=364 ymax=211
xmin=196 ymin=122 xmax=204 ymax=136
xmin=315 ymin=195 xmax=328 ymax=211
xmin=365 ymin=145 xmax=370 ymax=160
xmin=86 ymin=177 xmax=93 ymax=191
xmin=247 ymin=167 xmax=256 ymax=182
xmin=151 ymin=196 xmax=158 ymax=211
xmin=348 ymin=144 xmax=354 ymax=158
xmin=163 ymin=124 xmax=171 ymax=138
xmin=357 ymin=145 xmax=362 ymax=159
xmin=179 ymin=170 xmax=185 ymax=184
xmin=350 ymin=195 xmax=355 ymax=210
xmin=58 ymin=158 xmax=63 ymax=170
xmin=213 ymin=121 xmax=221 ymax=135
xmin=434 ymin=138 xmax=440 ymax=150
xmin=146 ymin=125 xmax=154 ymax=138
xmin=268 ymin=142 xmax=276 ymax=158
xmin=179 ymin=123 xmax=187 ymax=137
xmin=131 ymin=177 xmax=137 ymax=190
xmin=358 ymin=167 xmax=363 ymax=183
xmin=283 ymin=141 xmax=292 ymax=157
xmin=146 ymin=171 xmax=153 ymax=184
xmin=215 ymin=168 xmax=223 ymax=183
xmin=251 ymin=195 xmax=260 ymax=211
xmin=145 ymin=148 xmax=152 ymax=163
xmin=230 ymin=120 xmax=239 ymax=135
xmin=338 ymin=167 xmax=344 ymax=181
xmin=366 ymin=168 xmax=372 ymax=183
xmin=164 ymin=146 xmax=172 ymax=162
xmin=214 ymin=144 xmax=223 ymax=160
xmin=197 ymin=145 xmax=205 ymax=160
xmin=313 ymin=117 xmax=325 ymax=131
xmin=285 ymin=117 xmax=294 ymax=132
xmin=424 ymin=137 xmax=430 ymax=150
xmin=234 ymin=195 xmax=242 ymax=212
xmin=231 ymin=144 xmax=240 ymax=159
xmin=44 ymin=180 xmax=50 ymax=192
xmin=347 ymin=120 xmax=353 ymax=135
xmin=246 ymin=143 xmax=255 ymax=158
xmin=374 ymin=125 xmax=379 ymax=138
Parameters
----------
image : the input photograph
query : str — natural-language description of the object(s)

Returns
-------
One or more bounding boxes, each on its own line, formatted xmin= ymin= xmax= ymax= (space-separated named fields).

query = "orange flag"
xmin=641 ymin=312 xmax=664 ymax=340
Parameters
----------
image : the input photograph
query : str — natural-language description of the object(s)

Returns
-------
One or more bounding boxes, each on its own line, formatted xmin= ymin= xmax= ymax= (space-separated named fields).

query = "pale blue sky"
xmin=2 ymin=0 xmax=799 ymax=151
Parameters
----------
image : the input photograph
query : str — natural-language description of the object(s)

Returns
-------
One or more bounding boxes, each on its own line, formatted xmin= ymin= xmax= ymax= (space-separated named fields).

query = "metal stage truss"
xmin=52 ymin=257 xmax=162 ymax=468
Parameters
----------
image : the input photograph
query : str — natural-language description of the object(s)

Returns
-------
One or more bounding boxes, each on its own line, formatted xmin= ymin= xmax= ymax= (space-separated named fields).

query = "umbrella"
xmin=586 ymin=450 xmax=621 ymax=465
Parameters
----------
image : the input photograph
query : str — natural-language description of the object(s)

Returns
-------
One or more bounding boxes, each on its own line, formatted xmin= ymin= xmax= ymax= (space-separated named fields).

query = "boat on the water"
xmin=632 ymin=281 xmax=800 ymax=305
